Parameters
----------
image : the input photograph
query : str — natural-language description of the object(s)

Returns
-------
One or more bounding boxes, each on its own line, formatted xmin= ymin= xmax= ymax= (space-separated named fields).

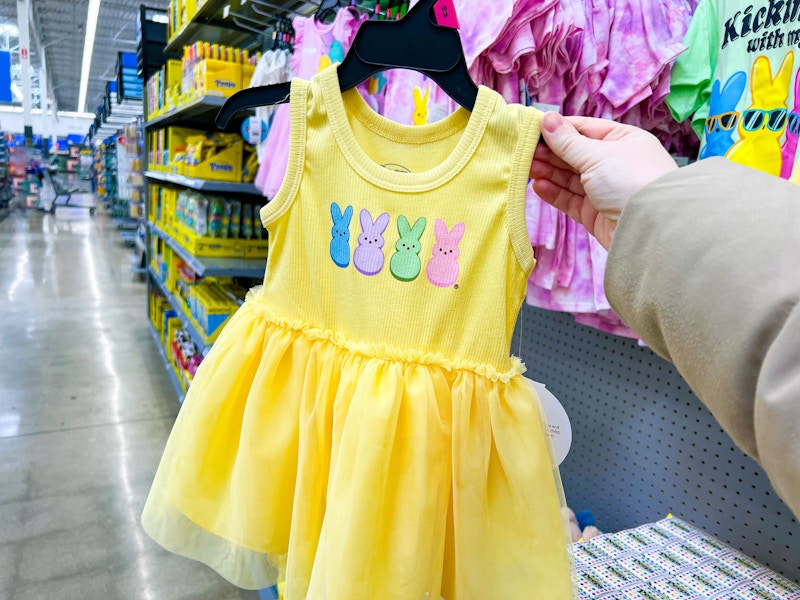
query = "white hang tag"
xmin=531 ymin=381 xmax=572 ymax=466
xmin=531 ymin=102 xmax=561 ymax=113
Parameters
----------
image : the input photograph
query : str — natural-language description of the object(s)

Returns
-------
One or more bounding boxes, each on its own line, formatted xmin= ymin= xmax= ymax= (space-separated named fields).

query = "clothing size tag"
xmin=433 ymin=0 xmax=460 ymax=29
xmin=531 ymin=381 xmax=572 ymax=465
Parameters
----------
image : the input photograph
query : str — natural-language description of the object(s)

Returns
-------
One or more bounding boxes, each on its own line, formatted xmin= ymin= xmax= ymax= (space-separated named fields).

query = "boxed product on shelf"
xmin=149 ymin=126 xmax=205 ymax=172
xmin=573 ymin=517 xmax=800 ymax=599
xmin=184 ymin=132 xmax=243 ymax=182
xmin=149 ymin=182 xmax=269 ymax=259
xmin=145 ymin=39 xmax=260 ymax=119
xmin=147 ymin=59 xmax=182 ymax=118
xmin=149 ymin=127 xmax=248 ymax=183
xmin=149 ymin=294 xmax=172 ymax=334
xmin=173 ymin=189 xmax=268 ymax=257
xmin=171 ymin=328 xmax=202 ymax=387
xmin=194 ymin=55 xmax=242 ymax=98
xmin=172 ymin=221 xmax=249 ymax=258
xmin=168 ymin=0 xmax=198 ymax=39
xmin=181 ymin=279 xmax=240 ymax=339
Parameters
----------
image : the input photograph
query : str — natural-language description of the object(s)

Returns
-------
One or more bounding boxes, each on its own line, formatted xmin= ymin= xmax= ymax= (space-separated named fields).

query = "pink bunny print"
xmin=781 ymin=70 xmax=800 ymax=179
xmin=353 ymin=208 xmax=390 ymax=276
xmin=426 ymin=218 xmax=465 ymax=287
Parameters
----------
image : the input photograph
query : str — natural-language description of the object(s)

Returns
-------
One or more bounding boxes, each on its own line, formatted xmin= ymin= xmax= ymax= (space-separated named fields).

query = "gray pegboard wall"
xmin=513 ymin=306 xmax=799 ymax=582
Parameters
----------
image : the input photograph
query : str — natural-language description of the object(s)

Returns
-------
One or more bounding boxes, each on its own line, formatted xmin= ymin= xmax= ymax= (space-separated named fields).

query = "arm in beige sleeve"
xmin=604 ymin=157 xmax=800 ymax=518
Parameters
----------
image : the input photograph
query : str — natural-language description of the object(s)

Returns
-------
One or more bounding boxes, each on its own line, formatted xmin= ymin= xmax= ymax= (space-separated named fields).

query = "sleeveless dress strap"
xmin=507 ymin=106 xmax=541 ymax=276
xmin=260 ymin=77 xmax=309 ymax=227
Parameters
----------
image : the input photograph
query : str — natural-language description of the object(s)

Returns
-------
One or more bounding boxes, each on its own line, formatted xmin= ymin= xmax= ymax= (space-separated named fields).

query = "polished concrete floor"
xmin=0 ymin=202 xmax=259 ymax=599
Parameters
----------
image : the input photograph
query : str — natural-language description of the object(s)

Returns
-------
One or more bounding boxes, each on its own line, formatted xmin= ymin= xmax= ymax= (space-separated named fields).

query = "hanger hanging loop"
xmin=216 ymin=0 xmax=477 ymax=129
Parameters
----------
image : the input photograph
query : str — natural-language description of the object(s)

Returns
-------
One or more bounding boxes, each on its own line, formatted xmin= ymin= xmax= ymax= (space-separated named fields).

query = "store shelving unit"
xmin=148 ymin=265 xmax=214 ymax=356
xmin=145 ymin=170 xmax=260 ymax=194
xmin=144 ymin=94 xmax=229 ymax=128
xmin=163 ymin=0 xmax=312 ymax=55
xmin=148 ymin=322 xmax=186 ymax=403
xmin=0 ymin=136 xmax=11 ymax=208
xmin=149 ymin=222 xmax=265 ymax=278
xmin=143 ymin=3 xmax=306 ymax=413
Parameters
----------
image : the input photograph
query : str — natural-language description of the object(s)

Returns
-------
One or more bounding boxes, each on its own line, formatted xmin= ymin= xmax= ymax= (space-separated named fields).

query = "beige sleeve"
xmin=604 ymin=157 xmax=800 ymax=519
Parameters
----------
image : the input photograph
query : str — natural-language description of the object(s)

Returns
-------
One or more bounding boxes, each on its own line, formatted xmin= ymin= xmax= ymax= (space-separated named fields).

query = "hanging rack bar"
xmin=250 ymin=0 xmax=306 ymax=17
xmin=230 ymin=12 xmax=271 ymax=35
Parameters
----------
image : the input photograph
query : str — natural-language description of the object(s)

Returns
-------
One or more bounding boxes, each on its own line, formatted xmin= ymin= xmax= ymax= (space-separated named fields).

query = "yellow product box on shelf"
xmin=148 ymin=185 xmax=159 ymax=224
xmin=184 ymin=140 xmax=243 ymax=182
xmin=169 ymin=0 xmax=197 ymax=39
xmin=147 ymin=74 xmax=159 ymax=119
xmin=149 ymin=296 xmax=169 ymax=332
xmin=165 ymin=317 xmax=182 ymax=353
xmin=149 ymin=126 xmax=204 ymax=173
xmin=244 ymin=240 xmax=269 ymax=259
xmin=169 ymin=159 xmax=185 ymax=176
xmin=242 ymin=63 xmax=255 ymax=89
xmin=165 ymin=59 xmax=183 ymax=111
xmin=179 ymin=0 xmax=197 ymax=32
xmin=161 ymin=187 xmax=179 ymax=230
xmin=189 ymin=285 xmax=236 ymax=339
xmin=195 ymin=58 xmax=242 ymax=97
xmin=171 ymin=221 xmax=247 ymax=258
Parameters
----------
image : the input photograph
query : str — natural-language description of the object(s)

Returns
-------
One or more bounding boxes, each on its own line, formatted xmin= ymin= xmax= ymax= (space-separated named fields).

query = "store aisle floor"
xmin=0 ymin=205 xmax=258 ymax=600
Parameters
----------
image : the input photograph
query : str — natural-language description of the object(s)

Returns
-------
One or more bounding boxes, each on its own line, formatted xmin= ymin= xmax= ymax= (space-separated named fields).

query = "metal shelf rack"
xmin=148 ymin=265 xmax=213 ymax=356
xmin=144 ymin=94 xmax=229 ymax=129
xmin=148 ymin=322 xmax=187 ymax=404
xmin=164 ymin=0 xmax=312 ymax=55
xmin=145 ymin=170 xmax=261 ymax=195
xmin=149 ymin=222 xmax=266 ymax=278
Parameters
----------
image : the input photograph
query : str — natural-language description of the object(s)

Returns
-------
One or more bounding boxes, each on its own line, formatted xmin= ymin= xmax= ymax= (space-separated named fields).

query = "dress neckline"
xmin=319 ymin=65 xmax=496 ymax=193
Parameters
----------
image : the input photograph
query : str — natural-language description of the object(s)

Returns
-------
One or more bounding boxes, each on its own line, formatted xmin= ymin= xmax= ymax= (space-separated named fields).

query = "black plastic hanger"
xmin=215 ymin=0 xmax=478 ymax=129
xmin=315 ymin=0 xmax=341 ymax=22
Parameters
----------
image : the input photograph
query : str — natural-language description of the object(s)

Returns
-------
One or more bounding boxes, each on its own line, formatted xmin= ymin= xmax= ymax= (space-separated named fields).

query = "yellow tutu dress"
xmin=142 ymin=65 xmax=576 ymax=599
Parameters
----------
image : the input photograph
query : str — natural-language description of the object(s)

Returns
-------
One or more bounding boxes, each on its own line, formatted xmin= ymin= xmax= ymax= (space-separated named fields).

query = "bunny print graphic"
xmin=781 ymin=70 xmax=800 ymax=179
xmin=390 ymin=216 xmax=426 ymax=281
xmin=701 ymin=72 xmax=746 ymax=160
xmin=353 ymin=208 xmax=390 ymax=276
xmin=426 ymin=219 xmax=465 ymax=288
xmin=726 ymin=52 xmax=794 ymax=177
xmin=329 ymin=202 xmax=353 ymax=268
xmin=413 ymin=85 xmax=430 ymax=126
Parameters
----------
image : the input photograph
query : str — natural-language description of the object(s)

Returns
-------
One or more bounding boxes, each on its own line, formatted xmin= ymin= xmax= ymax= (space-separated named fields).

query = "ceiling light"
xmin=77 ymin=0 xmax=102 ymax=112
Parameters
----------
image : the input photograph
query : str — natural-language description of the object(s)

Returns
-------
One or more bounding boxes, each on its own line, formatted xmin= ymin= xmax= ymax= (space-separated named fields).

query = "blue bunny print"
xmin=329 ymin=202 xmax=353 ymax=268
xmin=701 ymin=71 xmax=747 ymax=159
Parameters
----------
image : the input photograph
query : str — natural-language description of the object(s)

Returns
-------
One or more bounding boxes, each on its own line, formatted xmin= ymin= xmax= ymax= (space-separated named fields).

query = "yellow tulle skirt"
xmin=142 ymin=289 xmax=576 ymax=599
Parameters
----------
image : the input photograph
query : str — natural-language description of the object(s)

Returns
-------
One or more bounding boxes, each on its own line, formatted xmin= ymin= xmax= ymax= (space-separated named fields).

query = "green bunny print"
xmin=390 ymin=216 xmax=426 ymax=281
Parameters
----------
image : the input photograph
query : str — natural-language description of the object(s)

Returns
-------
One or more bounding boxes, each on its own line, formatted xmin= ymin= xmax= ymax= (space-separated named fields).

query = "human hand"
xmin=530 ymin=113 xmax=678 ymax=250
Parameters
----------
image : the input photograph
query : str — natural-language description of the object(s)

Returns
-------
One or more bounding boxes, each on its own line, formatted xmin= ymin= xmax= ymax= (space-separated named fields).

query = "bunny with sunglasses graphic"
xmin=701 ymin=72 xmax=747 ymax=159
xmin=727 ymin=52 xmax=794 ymax=176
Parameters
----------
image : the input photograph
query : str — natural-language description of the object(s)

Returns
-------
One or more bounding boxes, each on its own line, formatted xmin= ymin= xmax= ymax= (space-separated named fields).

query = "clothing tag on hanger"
xmin=433 ymin=0 xmax=460 ymax=29
xmin=531 ymin=381 xmax=572 ymax=466
xmin=241 ymin=117 xmax=265 ymax=145
xmin=531 ymin=102 xmax=561 ymax=113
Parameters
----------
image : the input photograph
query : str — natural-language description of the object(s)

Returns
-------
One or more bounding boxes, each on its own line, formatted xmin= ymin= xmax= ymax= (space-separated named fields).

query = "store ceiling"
xmin=0 ymin=0 xmax=168 ymax=113
xmin=0 ymin=0 xmax=323 ymax=115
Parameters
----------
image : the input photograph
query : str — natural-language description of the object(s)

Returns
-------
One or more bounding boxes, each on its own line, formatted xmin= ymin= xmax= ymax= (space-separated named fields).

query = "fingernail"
xmin=542 ymin=112 xmax=563 ymax=135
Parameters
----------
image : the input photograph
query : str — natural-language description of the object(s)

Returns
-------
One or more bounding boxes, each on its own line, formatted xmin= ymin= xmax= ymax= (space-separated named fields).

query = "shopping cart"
xmin=41 ymin=165 xmax=96 ymax=215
